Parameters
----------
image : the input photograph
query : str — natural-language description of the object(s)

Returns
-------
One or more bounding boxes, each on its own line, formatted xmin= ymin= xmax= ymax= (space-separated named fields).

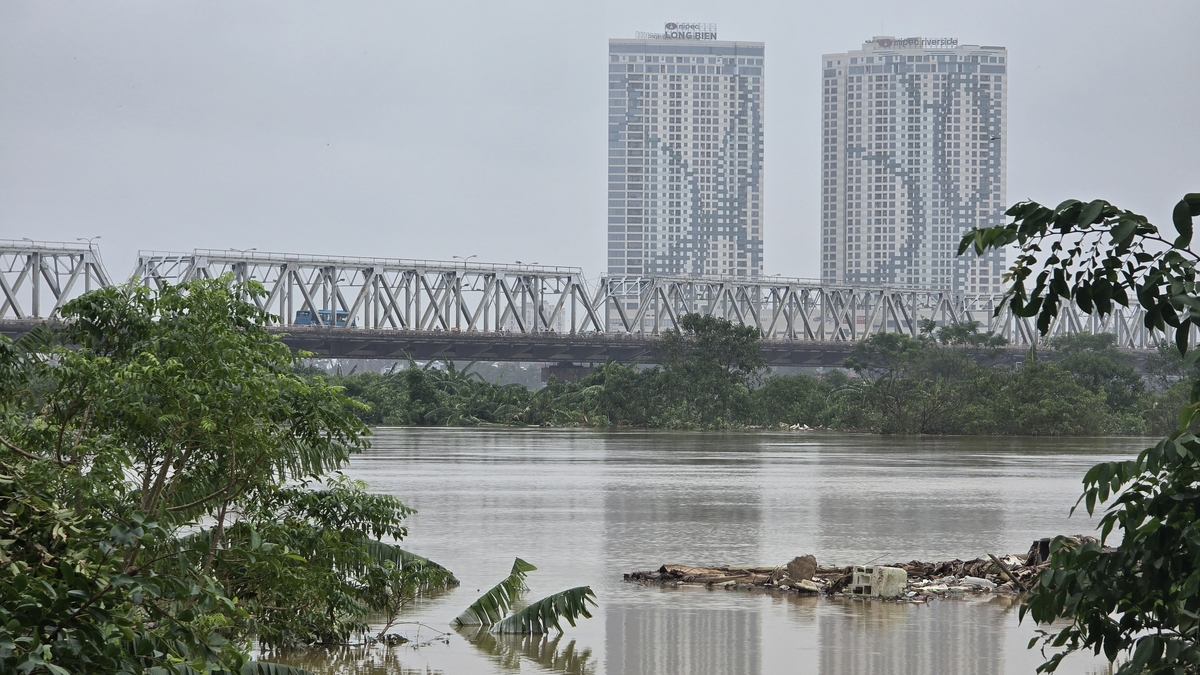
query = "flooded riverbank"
xmin=284 ymin=428 xmax=1138 ymax=674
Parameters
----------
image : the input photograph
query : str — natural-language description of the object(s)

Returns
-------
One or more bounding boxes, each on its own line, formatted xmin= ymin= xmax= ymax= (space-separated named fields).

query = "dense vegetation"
xmin=317 ymin=318 xmax=1189 ymax=436
xmin=0 ymin=280 xmax=455 ymax=675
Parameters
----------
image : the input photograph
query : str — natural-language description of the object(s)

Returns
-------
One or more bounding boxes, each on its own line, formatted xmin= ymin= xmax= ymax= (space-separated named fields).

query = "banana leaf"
xmin=493 ymin=586 xmax=596 ymax=635
xmin=453 ymin=557 xmax=537 ymax=626
xmin=365 ymin=540 xmax=459 ymax=585
xmin=12 ymin=323 xmax=55 ymax=354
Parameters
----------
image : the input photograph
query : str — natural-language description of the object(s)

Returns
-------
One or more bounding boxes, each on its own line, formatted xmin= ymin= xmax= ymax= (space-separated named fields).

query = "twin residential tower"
xmin=607 ymin=30 xmax=1008 ymax=295
xmin=607 ymin=25 xmax=765 ymax=280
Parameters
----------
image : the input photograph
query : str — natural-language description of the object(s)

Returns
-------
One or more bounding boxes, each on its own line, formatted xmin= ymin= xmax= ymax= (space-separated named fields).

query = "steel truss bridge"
xmin=0 ymin=240 xmax=1168 ymax=364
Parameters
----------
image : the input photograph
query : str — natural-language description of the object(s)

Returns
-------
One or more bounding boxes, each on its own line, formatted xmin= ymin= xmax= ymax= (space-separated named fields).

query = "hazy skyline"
xmin=2 ymin=1 xmax=1198 ymax=283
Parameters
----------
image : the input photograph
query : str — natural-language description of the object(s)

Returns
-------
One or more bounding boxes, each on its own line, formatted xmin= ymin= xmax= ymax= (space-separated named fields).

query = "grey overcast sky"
xmin=2 ymin=0 xmax=1198 ymax=281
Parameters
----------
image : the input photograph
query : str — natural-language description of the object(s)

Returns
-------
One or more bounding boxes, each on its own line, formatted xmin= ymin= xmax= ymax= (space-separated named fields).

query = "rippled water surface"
xmin=283 ymin=428 xmax=1142 ymax=675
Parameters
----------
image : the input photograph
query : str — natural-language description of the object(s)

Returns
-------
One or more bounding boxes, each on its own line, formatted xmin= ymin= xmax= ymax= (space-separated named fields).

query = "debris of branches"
xmin=623 ymin=537 xmax=1104 ymax=601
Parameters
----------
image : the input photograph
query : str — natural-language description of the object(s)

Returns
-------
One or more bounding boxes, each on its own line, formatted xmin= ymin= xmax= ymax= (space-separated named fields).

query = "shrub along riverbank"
xmin=311 ymin=315 xmax=1189 ymax=436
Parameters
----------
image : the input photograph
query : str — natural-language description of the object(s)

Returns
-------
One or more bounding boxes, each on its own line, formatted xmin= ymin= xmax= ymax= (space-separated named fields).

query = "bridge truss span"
xmin=0 ymin=241 xmax=1169 ymax=355
xmin=599 ymin=275 xmax=1161 ymax=348
xmin=134 ymin=249 xmax=604 ymax=334
xmin=0 ymin=239 xmax=112 ymax=320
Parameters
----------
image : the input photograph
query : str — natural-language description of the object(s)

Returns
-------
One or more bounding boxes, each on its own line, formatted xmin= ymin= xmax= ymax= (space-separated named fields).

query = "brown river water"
xmin=277 ymin=428 xmax=1140 ymax=675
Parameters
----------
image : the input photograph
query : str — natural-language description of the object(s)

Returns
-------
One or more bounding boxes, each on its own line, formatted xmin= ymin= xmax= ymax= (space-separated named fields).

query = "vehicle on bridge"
xmin=294 ymin=309 xmax=355 ymax=327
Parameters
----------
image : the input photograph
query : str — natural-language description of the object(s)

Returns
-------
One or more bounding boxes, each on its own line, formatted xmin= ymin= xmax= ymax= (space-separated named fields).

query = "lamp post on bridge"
xmin=76 ymin=237 xmax=103 ymax=291
xmin=226 ymin=248 xmax=257 ymax=289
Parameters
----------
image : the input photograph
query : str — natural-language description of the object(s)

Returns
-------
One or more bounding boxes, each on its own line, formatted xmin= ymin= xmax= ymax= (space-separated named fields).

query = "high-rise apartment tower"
xmin=819 ymin=37 xmax=1006 ymax=293
xmin=608 ymin=26 xmax=764 ymax=279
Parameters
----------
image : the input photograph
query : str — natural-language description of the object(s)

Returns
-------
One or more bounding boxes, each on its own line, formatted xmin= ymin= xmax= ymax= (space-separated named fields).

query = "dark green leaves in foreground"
xmin=961 ymin=193 xmax=1200 ymax=355
xmin=963 ymin=192 xmax=1200 ymax=674
xmin=0 ymin=278 xmax=454 ymax=674
xmin=1018 ymin=434 xmax=1200 ymax=674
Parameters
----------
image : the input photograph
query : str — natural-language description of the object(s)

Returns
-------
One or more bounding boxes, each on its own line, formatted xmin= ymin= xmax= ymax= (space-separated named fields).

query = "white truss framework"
xmin=0 ymin=240 xmax=112 ymax=319
xmin=134 ymin=249 xmax=603 ymax=333
xmin=0 ymin=242 xmax=1167 ymax=349
xmin=596 ymin=276 xmax=1163 ymax=348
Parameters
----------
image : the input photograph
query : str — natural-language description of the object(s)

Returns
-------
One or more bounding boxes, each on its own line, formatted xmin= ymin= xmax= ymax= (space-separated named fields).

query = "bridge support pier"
xmin=541 ymin=362 xmax=596 ymax=383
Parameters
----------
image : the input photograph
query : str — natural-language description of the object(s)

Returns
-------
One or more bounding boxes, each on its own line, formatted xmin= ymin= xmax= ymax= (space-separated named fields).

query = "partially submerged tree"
xmin=454 ymin=558 xmax=538 ymax=627
xmin=0 ymin=279 xmax=454 ymax=674
xmin=453 ymin=558 xmax=596 ymax=636
xmin=963 ymin=192 xmax=1200 ymax=673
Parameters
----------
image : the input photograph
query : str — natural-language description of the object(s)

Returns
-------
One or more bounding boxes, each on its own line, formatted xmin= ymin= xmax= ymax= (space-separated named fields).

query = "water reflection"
xmin=818 ymin=598 xmax=1005 ymax=675
xmin=601 ymin=445 xmax=764 ymax=567
xmin=321 ymin=428 xmax=1141 ymax=675
xmin=269 ymin=645 xmax=444 ymax=675
xmin=815 ymin=482 xmax=1008 ymax=564
xmin=605 ymin=603 xmax=760 ymax=675
xmin=458 ymin=626 xmax=596 ymax=674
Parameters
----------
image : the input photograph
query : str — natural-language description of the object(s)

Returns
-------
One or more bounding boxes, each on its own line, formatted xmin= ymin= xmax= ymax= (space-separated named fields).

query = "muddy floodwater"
xmin=280 ymin=428 xmax=1141 ymax=675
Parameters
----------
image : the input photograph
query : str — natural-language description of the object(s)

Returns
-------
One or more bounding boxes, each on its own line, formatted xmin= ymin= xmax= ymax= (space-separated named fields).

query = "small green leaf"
xmin=1174 ymin=197 xmax=1195 ymax=248
xmin=1110 ymin=219 xmax=1137 ymax=246
xmin=1078 ymin=199 xmax=1105 ymax=226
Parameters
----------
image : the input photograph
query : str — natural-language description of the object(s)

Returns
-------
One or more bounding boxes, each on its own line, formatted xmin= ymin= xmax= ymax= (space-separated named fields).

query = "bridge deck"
xmin=0 ymin=319 xmax=1055 ymax=367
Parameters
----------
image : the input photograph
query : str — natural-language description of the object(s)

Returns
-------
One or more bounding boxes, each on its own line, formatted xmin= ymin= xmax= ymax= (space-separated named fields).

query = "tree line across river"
xmin=312 ymin=314 xmax=1193 ymax=436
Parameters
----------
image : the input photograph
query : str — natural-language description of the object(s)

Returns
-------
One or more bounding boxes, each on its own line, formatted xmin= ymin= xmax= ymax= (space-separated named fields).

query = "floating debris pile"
xmin=623 ymin=537 xmax=1099 ymax=601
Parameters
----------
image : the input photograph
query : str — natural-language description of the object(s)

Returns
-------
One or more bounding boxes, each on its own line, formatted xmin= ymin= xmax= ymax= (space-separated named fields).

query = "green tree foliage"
xmin=654 ymin=313 xmax=767 ymax=426
xmin=1141 ymin=342 xmax=1200 ymax=437
xmin=0 ymin=280 xmax=453 ymax=674
xmin=843 ymin=330 xmax=978 ymax=434
xmin=315 ymin=316 xmax=770 ymax=430
xmin=750 ymin=373 xmax=832 ymax=428
xmin=965 ymin=192 xmax=1200 ymax=673
xmin=1051 ymin=334 xmax=1145 ymax=411
xmin=319 ymin=314 xmax=1175 ymax=436
xmin=818 ymin=323 xmax=1111 ymax=435
xmin=971 ymin=358 xmax=1109 ymax=436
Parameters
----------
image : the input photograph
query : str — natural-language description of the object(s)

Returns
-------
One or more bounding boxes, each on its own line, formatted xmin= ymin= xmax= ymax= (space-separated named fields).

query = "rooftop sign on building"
xmin=634 ymin=22 xmax=718 ymax=40
xmin=870 ymin=36 xmax=959 ymax=49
